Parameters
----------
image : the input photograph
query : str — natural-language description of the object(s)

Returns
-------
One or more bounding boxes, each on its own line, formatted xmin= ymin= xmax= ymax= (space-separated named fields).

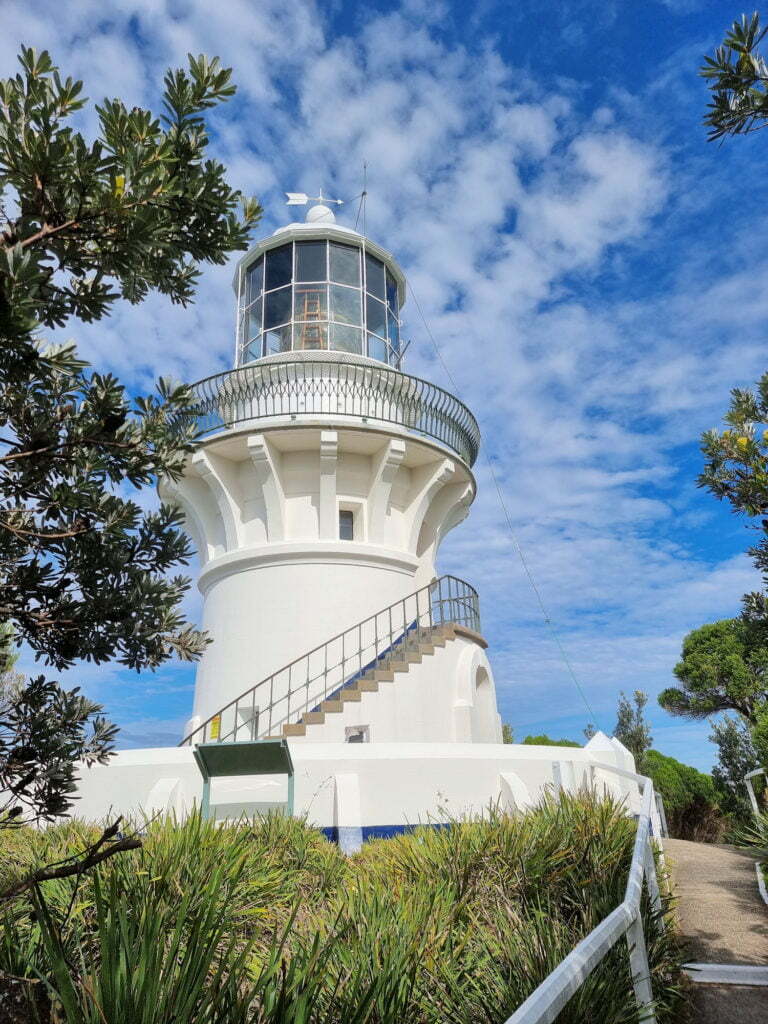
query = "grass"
xmin=0 ymin=791 xmax=685 ymax=1023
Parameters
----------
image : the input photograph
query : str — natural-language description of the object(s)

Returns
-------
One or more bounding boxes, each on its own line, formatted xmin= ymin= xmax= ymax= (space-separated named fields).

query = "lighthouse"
xmin=71 ymin=197 xmax=643 ymax=844
xmin=161 ymin=197 xmax=502 ymax=751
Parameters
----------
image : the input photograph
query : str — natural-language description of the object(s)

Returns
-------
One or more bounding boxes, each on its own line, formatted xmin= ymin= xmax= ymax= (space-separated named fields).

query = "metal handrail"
xmin=180 ymin=358 xmax=481 ymax=467
xmin=505 ymin=763 xmax=665 ymax=1024
xmin=179 ymin=574 xmax=480 ymax=747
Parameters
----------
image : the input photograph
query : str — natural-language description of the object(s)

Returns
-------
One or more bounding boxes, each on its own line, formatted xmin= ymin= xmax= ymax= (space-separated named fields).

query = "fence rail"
xmin=504 ymin=763 xmax=665 ymax=1024
xmin=180 ymin=357 xmax=481 ymax=467
xmin=180 ymin=574 xmax=480 ymax=747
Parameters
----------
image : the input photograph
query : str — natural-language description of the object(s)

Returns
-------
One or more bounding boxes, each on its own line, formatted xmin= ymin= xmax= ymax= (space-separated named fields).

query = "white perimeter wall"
xmin=68 ymin=734 xmax=650 ymax=838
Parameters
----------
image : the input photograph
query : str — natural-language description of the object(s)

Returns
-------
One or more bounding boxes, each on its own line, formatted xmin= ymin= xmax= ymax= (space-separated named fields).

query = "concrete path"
xmin=665 ymin=838 xmax=768 ymax=1022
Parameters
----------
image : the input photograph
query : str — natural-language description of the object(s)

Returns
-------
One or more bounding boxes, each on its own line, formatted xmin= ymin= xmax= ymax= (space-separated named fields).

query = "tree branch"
xmin=0 ymin=821 xmax=141 ymax=901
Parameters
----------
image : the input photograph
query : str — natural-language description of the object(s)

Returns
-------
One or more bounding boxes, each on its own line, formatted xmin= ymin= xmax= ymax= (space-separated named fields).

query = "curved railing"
xmin=182 ymin=358 xmax=481 ymax=467
xmin=180 ymin=574 xmax=480 ymax=747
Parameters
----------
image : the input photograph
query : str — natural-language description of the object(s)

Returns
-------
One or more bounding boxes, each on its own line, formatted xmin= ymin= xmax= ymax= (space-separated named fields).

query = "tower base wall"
xmin=66 ymin=735 xmax=652 ymax=850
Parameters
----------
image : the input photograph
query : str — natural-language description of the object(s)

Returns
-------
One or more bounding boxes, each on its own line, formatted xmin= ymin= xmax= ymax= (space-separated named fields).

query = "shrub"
xmin=644 ymin=750 xmax=724 ymax=842
xmin=0 ymin=797 xmax=684 ymax=1023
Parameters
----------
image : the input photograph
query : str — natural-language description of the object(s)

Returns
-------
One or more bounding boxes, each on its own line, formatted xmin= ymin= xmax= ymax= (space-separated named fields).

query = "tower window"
xmin=339 ymin=509 xmax=354 ymax=541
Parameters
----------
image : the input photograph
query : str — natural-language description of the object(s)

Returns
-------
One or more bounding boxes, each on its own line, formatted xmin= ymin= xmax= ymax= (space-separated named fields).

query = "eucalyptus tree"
xmin=0 ymin=46 xmax=261 ymax=826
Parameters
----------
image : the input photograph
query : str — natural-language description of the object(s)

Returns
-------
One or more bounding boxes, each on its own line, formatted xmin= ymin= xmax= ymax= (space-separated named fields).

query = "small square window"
xmin=339 ymin=509 xmax=354 ymax=541
xmin=345 ymin=725 xmax=369 ymax=743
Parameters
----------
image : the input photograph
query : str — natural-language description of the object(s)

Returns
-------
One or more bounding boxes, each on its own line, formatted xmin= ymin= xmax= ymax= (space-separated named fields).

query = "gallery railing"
xmin=182 ymin=357 xmax=481 ymax=467
xmin=179 ymin=574 xmax=481 ymax=747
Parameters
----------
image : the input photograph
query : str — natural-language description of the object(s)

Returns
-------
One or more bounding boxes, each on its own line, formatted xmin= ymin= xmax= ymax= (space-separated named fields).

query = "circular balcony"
xmin=184 ymin=353 xmax=480 ymax=467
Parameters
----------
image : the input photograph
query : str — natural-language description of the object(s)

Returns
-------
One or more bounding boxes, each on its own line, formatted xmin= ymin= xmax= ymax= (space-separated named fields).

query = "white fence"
xmin=504 ymin=763 xmax=665 ymax=1024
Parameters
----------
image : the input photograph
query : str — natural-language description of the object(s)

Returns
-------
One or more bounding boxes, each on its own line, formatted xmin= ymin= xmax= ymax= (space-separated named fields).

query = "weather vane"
xmin=285 ymin=188 xmax=344 ymax=208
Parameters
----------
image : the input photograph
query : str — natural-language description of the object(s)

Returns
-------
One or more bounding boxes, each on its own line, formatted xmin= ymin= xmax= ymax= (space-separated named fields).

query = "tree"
xmin=659 ymin=618 xmax=768 ymax=724
xmin=0 ymin=47 xmax=261 ymax=823
xmin=521 ymin=734 xmax=581 ymax=748
xmin=701 ymin=13 xmax=768 ymax=140
xmin=710 ymin=714 xmax=761 ymax=822
xmin=502 ymin=722 xmax=514 ymax=743
xmin=699 ymin=374 xmax=768 ymax=629
xmin=0 ymin=676 xmax=116 ymax=825
xmin=0 ymin=47 xmax=260 ymax=672
xmin=614 ymin=690 xmax=652 ymax=772
xmin=644 ymin=749 xmax=723 ymax=842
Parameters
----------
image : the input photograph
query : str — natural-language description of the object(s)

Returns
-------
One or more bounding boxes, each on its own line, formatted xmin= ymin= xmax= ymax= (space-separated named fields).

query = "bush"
xmin=0 ymin=796 xmax=684 ymax=1024
xmin=644 ymin=750 xmax=724 ymax=842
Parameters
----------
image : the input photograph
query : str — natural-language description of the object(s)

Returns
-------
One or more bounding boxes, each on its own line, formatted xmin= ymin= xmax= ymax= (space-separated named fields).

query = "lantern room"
xmin=233 ymin=206 xmax=406 ymax=368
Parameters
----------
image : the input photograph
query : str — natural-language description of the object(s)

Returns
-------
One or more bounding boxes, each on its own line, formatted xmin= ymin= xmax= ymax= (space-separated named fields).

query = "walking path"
xmin=665 ymin=838 xmax=768 ymax=1023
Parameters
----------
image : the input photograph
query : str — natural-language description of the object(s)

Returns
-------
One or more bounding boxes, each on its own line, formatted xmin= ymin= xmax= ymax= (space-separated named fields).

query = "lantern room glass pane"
xmin=386 ymin=269 xmax=398 ymax=310
xmin=243 ymin=340 xmax=262 ymax=363
xmin=246 ymin=257 xmax=263 ymax=305
xmin=295 ymin=321 xmax=328 ymax=350
xmin=295 ymin=241 xmax=327 ymax=282
xmin=367 ymin=334 xmax=387 ymax=362
xmin=330 ymin=243 xmax=361 ymax=286
xmin=331 ymin=323 xmax=363 ymax=353
xmin=387 ymin=309 xmax=399 ymax=349
xmin=264 ymin=285 xmax=291 ymax=329
xmin=248 ymin=298 xmax=262 ymax=341
xmin=366 ymin=294 xmax=387 ymax=337
xmin=265 ymin=243 xmax=293 ymax=291
xmin=264 ymin=325 xmax=292 ymax=355
xmin=294 ymin=283 xmax=328 ymax=321
xmin=365 ymin=252 xmax=386 ymax=300
xmin=330 ymin=284 xmax=362 ymax=325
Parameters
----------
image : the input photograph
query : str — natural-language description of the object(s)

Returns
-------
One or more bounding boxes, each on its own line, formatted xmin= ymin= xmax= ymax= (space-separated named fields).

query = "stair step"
xmin=417 ymin=644 xmax=435 ymax=655
xmin=371 ymin=668 xmax=395 ymax=682
xmin=388 ymin=660 xmax=410 ymax=673
xmin=283 ymin=723 xmax=306 ymax=737
xmin=340 ymin=687 xmax=362 ymax=702
xmin=302 ymin=711 xmax=325 ymax=725
xmin=321 ymin=700 xmax=344 ymax=713
xmin=355 ymin=679 xmax=378 ymax=692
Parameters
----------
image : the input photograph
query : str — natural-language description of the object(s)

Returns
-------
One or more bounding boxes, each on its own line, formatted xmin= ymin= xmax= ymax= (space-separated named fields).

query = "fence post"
xmin=643 ymin=843 xmax=663 ymax=921
xmin=626 ymin=911 xmax=657 ymax=1023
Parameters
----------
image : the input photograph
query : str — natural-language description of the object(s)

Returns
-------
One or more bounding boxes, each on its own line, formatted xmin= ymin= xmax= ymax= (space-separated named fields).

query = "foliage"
xmin=0 ymin=798 xmax=684 ymax=1024
xmin=0 ymin=47 xmax=260 ymax=823
xmin=521 ymin=734 xmax=581 ymax=748
xmin=698 ymin=373 xmax=768 ymax=629
xmin=710 ymin=714 xmax=762 ymax=823
xmin=502 ymin=722 xmax=513 ymax=743
xmin=643 ymin=750 xmax=723 ymax=842
xmin=660 ymin=618 xmax=768 ymax=724
xmin=700 ymin=12 xmax=768 ymax=140
xmin=614 ymin=690 xmax=652 ymax=772
xmin=0 ymin=676 xmax=115 ymax=825
xmin=730 ymin=809 xmax=768 ymax=852
xmin=0 ymin=47 xmax=259 ymax=672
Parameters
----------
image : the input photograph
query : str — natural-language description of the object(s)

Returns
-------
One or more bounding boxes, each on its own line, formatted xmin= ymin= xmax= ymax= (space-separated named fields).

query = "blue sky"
xmin=2 ymin=0 xmax=766 ymax=771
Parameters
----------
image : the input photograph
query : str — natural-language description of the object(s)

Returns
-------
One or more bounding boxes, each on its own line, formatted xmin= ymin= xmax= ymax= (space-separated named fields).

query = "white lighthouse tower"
xmin=71 ymin=198 xmax=644 ymax=846
xmin=162 ymin=197 xmax=502 ymax=752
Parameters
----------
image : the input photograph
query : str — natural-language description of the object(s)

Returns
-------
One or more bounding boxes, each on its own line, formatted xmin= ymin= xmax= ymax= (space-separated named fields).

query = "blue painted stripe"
xmin=320 ymin=822 xmax=451 ymax=845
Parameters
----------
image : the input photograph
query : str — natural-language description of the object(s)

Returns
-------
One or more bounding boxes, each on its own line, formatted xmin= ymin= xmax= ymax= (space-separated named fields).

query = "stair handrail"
xmin=179 ymin=573 xmax=480 ymax=747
